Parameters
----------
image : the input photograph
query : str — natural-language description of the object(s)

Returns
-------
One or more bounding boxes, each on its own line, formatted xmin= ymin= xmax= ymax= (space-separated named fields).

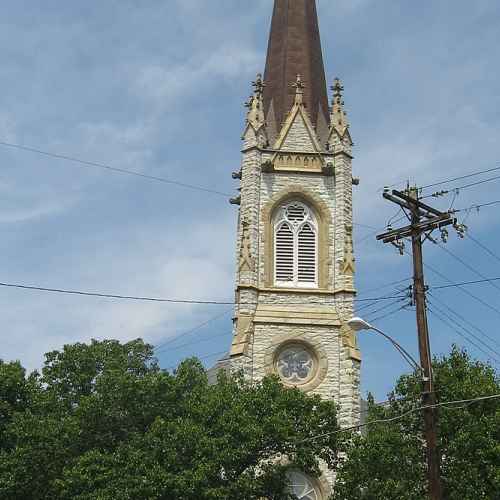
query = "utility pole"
xmin=376 ymin=187 xmax=458 ymax=500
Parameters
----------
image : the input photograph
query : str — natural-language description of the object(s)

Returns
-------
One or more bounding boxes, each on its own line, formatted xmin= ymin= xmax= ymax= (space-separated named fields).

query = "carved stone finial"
xmin=330 ymin=77 xmax=349 ymax=135
xmin=292 ymin=74 xmax=306 ymax=104
xmin=252 ymin=73 xmax=265 ymax=97
xmin=332 ymin=77 xmax=344 ymax=102
xmin=245 ymin=73 xmax=266 ymax=130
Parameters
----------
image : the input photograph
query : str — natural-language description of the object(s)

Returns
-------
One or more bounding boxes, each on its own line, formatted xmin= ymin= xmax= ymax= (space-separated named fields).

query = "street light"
xmin=347 ymin=317 xmax=424 ymax=375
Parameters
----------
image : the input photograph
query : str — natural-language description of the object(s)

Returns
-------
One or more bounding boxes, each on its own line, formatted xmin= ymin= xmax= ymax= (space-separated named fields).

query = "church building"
xmin=224 ymin=0 xmax=362 ymax=496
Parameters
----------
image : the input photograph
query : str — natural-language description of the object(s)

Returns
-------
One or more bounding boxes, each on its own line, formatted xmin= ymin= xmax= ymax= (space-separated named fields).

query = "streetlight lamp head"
xmin=347 ymin=317 xmax=373 ymax=332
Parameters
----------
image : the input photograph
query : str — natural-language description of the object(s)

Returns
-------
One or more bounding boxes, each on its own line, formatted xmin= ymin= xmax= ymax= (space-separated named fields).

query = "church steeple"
xmin=227 ymin=3 xmax=361 ymax=493
xmin=263 ymin=0 xmax=330 ymax=139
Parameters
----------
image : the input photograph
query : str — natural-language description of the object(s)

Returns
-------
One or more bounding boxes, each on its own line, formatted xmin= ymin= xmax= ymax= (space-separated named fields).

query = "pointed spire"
xmin=263 ymin=0 xmax=330 ymax=136
xmin=245 ymin=73 xmax=266 ymax=130
xmin=330 ymin=77 xmax=349 ymax=135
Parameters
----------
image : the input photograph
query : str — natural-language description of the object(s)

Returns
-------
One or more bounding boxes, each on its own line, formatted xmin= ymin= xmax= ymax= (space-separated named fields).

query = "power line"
xmin=153 ymin=309 xmax=232 ymax=353
xmin=0 ymin=280 xmax=406 ymax=305
xmin=423 ymin=259 xmax=500 ymax=319
xmin=427 ymin=299 xmax=500 ymax=360
xmin=432 ymin=277 xmax=500 ymax=289
xmin=359 ymin=277 xmax=411 ymax=295
xmin=454 ymin=199 xmax=500 ymax=213
xmin=399 ymin=245 xmax=500 ymax=318
xmin=300 ymin=394 xmax=500 ymax=442
xmin=427 ymin=305 xmax=500 ymax=364
xmin=466 ymin=232 xmax=500 ymax=265
xmin=364 ymin=299 xmax=409 ymax=322
xmin=356 ymin=215 xmax=407 ymax=246
xmin=0 ymin=140 xmax=232 ymax=198
xmin=0 ymin=281 xmax=235 ymax=305
xmin=424 ymin=174 xmax=500 ymax=198
xmin=164 ymin=350 xmax=228 ymax=372
xmin=428 ymin=292 xmax=500 ymax=349
xmin=353 ymin=222 xmax=378 ymax=230
xmin=450 ymin=174 xmax=500 ymax=192
xmin=161 ymin=331 xmax=232 ymax=356
xmin=368 ymin=304 xmax=409 ymax=324
xmin=436 ymin=243 xmax=500 ymax=293
xmin=420 ymin=166 xmax=500 ymax=191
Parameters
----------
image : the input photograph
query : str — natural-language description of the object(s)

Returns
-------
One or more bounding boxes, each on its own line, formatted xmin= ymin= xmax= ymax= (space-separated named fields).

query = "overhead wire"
xmin=358 ymin=277 xmax=411 ymax=295
xmin=427 ymin=304 xmax=500 ymax=364
xmin=431 ymin=277 xmax=500 ymax=290
xmin=299 ymin=394 xmax=500 ymax=442
xmin=153 ymin=309 xmax=232 ymax=353
xmin=454 ymin=199 xmax=500 ymax=213
xmin=162 ymin=331 xmax=233 ymax=356
xmin=0 ymin=281 xmax=407 ymax=305
xmin=420 ymin=256 xmax=500 ymax=319
xmin=420 ymin=166 xmax=500 ymax=191
xmin=164 ymin=349 xmax=228 ymax=372
xmin=161 ymin=292 xmax=409 ymax=375
xmin=423 ymin=174 xmax=500 ymax=199
xmin=0 ymin=140 xmax=232 ymax=198
xmin=363 ymin=298 xmax=409 ymax=321
xmin=436 ymin=243 xmax=500 ymax=293
xmin=466 ymin=232 xmax=500 ymax=265
xmin=368 ymin=303 xmax=409 ymax=324
xmin=428 ymin=291 xmax=500 ymax=349
xmin=428 ymin=297 xmax=500 ymax=358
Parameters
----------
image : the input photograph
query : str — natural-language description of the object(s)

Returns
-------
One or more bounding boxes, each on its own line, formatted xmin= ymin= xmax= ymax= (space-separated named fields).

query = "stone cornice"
xmin=237 ymin=284 xmax=337 ymax=296
xmin=333 ymin=287 xmax=357 ymax=295
xmin=241 ymin=145 xmax=267 ymax=154
xmin=331 ymin=150 xmax=354 ymax=160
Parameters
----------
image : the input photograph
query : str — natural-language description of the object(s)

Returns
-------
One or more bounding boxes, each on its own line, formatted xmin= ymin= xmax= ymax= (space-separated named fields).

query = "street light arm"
xmin=370 ymin=326 xmax=423 ymax=373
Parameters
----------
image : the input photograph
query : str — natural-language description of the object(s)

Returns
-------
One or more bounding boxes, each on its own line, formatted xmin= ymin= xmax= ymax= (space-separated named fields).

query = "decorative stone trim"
xmin=261 ymin=185 xmax=332 ymax=289
xmin=236 ymin=284 xmax=338 ymax=296
xmin=272 ymin=151 xmax=323 ymax=172
xmin=264 ymin=334 xmax=329 ymax=393
xmin=340 ymin=322 xmax=362 ymax=361
xmin=230 ymin=313 xmax=253 ymax=357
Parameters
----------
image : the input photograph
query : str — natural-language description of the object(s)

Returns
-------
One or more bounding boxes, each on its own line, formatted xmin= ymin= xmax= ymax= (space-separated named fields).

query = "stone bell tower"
xmin=228 ymin=1 xmax=361 ymax=493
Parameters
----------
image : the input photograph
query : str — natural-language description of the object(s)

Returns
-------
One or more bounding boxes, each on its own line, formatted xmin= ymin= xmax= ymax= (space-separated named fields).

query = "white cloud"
xmin=0 ymin=212 xmax=235 ymax=371
xmin=0 ymin=180 xmax=79 ymax=224
xmin=135 ymin=45 xmax=261 ymax=105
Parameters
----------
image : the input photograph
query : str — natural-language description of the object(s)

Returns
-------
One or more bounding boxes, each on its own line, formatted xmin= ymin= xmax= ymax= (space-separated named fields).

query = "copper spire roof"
xmin=263 ymin=0 xmax=330 ymax=136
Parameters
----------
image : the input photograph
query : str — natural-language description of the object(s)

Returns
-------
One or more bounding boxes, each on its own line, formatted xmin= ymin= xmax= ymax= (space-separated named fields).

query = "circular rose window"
xmin=286 ymin=471 xmax=321 ymax=500
xmin=276 ymin=343 xmax=317 ymax=385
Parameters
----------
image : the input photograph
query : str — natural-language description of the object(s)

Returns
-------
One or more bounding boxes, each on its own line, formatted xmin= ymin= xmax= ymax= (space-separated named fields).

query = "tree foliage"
xmin=333 ymin=347 xmax=500 ymax=500
xmin=0 ymin=339 xmax=341 ymax=499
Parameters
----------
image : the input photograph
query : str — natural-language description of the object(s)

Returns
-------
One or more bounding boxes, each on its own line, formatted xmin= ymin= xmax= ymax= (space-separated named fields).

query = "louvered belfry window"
xmin=274 ymin=202 xmax=318 ymax=287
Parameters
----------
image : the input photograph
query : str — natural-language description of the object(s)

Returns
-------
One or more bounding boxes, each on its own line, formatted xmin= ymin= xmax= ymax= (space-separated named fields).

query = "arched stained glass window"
xmin=286 ymin=471 xmax=321 ymax=500
xmin=274 ymin=202 xmax=318 ymax=288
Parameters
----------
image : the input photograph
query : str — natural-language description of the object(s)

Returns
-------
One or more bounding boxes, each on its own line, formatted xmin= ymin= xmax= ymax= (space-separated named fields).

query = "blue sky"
xmin=1 ymin=0 xmax=499 ymax=400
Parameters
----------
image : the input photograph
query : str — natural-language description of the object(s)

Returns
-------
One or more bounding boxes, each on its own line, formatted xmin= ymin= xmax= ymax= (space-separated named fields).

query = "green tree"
xmin=0 ymin=339 xmax=341 ymax=499
xmin=333 ymin=347 xmax=500 ymax=500
xmin=0 ymin=360 xmax=37 ymax=448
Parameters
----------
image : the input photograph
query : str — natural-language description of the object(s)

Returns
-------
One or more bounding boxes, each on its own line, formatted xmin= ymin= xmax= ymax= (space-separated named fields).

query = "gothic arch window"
xmin=274 ymin=201 xmax=318 ymax=288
